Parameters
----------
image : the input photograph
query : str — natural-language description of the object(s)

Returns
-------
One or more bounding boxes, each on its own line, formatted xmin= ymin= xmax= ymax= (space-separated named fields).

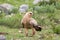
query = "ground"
xmin=0 ymin=25 xmax=60 ymax=40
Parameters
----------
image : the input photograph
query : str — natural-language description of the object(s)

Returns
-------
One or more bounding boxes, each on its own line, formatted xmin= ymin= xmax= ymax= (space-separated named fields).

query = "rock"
xmin=0 ymin=35 xmax=6 ymax=40
xmin=19 ymin=4 xmax=29 ymax=13
xmin=33 ymin=0 xmax=43 ymax=5
xmin=0 ymin=3 xmax=14 ymax=11
xmin=18 ymin=30 xmax=22 ymax=33
xmin=0 ymin=5 xmax=9 ymax=14
xmin=0 ymin=3 xmax=14 ymax=14
xmin=33 ymin=0 xmax=50 ymax=5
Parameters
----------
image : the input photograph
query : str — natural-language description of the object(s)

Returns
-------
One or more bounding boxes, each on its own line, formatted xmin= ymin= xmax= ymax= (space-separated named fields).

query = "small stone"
xmin=0 ymin=3 xmax=14 ymax=11
xmin=33 ymin=0 xmax=43 ymax=5
xmin=19 ymin=4 xmax=29 ymax=13
xmin=0 ymin=35 xmax=6 ymax=40
xmin=18 ymin=30 xmax=22 ymax=33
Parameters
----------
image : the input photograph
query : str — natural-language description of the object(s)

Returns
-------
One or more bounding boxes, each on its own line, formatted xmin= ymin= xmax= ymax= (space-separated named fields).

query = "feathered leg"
xmin=30 ymin=25 xmax=36 ymax=36
xmin=24 ymin=24 xmax=28 ymax=36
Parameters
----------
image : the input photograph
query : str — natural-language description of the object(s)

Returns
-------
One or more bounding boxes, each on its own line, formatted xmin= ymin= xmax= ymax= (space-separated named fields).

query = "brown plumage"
xmin=29 ymin=18 xmax=42 ymax=31
xmin=21 ymin=12 xmax=35 ymax=36
xmin=21 ymin=12 xmax=42 ymax=36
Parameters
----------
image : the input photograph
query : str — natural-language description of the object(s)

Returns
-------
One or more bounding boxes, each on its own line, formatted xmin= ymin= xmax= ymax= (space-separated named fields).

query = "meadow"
xmin=0 ymin=0 xmax=60 ymax=40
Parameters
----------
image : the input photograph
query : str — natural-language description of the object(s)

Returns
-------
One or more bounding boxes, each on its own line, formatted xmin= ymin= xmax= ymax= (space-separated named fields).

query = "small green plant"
xmin=33 ymin=4 xmax=55 ymax=13
xmin=11 ymin=7 xmax=19 ymax=14
xmin=55 ymin=2 xmax=60 ymax=10
xmin=53 ymin=24 xmax=60 ymax=34
xmin=0 ymin=12 xmax=5 ymax=18
xmin=0 ymin=14 xmax=22 ymax=28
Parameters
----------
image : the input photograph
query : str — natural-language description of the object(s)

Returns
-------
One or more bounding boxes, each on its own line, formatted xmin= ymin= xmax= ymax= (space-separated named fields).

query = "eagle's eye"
xmin=29 ymin=13 xmax=32 ymax=14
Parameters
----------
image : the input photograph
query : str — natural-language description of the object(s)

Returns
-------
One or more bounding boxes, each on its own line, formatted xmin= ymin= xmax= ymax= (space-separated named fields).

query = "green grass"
xmin=0 ymin=25 xmax=40 ymax=40
xmin=0 ymin=0 xmax=60 ymax=40
xmin=0 ymin=0 xmax=34 ymax=7
xmin=0 ymin=25 xmax=60 ymax=40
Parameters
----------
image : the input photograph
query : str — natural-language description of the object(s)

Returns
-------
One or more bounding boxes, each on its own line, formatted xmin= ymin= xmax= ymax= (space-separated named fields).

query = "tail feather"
xmin=33 ymin=25 xmax=42 ymax=31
